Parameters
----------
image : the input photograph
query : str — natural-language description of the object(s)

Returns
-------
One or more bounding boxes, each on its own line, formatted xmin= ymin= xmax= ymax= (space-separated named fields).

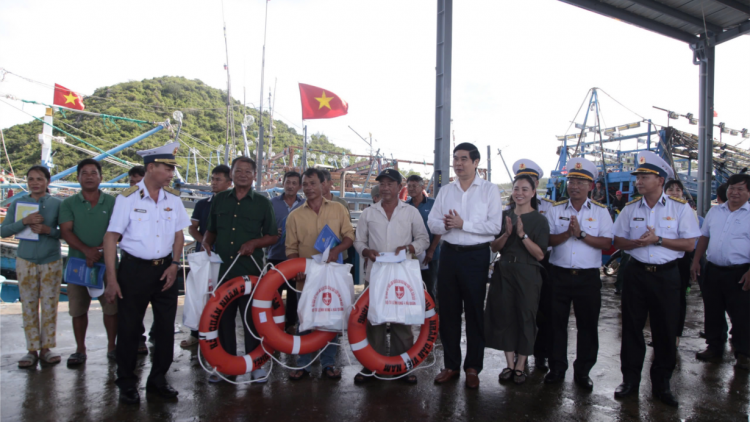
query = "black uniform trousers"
xmin=703 ymin=263 xmax=750 ymax=357
xmin=438 ymin=244 xmax=490 ymax=373
xmin=534 ymin=252 xmax=553 ymax=361
xmin=421 ymin=259 xmax=439 ymax=305
xmin=269 ymin=259 xmax=298 ymax=330
xmin=116 ymin=255 xmax=177 ymax=390
xmin=620 ymin=259 xmax=680 ymax=392
xmin=217 ymin=281 xmax=260 ymax=358
xmin=548 ymin=265 xmax=601 ymax=376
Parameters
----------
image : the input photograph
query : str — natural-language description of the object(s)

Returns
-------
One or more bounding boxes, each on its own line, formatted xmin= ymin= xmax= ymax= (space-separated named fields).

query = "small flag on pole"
xmin=53 ymin=84 xmax=85 ymax=110
xmin=299 ymin=83 xmax=348 ymax=120
xmin=713 ymin=110 xmax=718 ymax=118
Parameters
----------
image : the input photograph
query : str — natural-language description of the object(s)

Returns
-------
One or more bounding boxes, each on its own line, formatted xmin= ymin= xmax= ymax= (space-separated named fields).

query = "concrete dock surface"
xmin=1 ymin=277 xmax=748 ymax=422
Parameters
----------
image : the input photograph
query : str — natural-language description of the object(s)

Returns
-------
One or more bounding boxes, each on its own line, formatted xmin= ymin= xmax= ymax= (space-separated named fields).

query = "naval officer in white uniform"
xmin=612 ymin=151 xmax=700 ymax=407
xmin=103 ymin=142 xmax=190 ymax=404
xmin=543 ymin=157 xmax=613 ymax=390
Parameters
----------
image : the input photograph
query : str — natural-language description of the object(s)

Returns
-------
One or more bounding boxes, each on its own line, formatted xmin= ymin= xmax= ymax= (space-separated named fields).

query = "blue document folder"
xmin=65 ymin=257 xmax=105 ymax=289
xmin=314 ymin=224 xmax=344 ymax=264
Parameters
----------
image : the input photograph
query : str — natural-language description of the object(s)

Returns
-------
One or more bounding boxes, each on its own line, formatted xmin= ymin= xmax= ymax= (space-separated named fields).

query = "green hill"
xmin=1 ymin=76 xmax=359 ymax=182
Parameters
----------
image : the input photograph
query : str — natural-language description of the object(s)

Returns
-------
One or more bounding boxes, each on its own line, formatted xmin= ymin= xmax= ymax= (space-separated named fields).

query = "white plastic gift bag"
xmin=297 ymin=247 xmax=354 ymax=332
xmin=368 ymin=257 xmax=426 ymax=326
xmin=182 ymin=251 xmax=223 ymax=331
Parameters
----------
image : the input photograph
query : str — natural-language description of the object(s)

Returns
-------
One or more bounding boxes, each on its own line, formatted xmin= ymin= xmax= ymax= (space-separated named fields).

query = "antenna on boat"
xmin=256 ymin=0 xmax=270 ymax=190
xmin=221 ymin=1 xmax=236 ymax=165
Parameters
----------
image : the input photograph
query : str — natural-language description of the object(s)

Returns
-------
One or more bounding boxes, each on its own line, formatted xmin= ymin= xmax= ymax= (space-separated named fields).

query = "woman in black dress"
xmin=485 ymin=175 xmax=550 ymax=384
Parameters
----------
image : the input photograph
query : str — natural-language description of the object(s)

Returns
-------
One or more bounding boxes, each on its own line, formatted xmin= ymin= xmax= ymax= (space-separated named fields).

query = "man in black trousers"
xmin=428 ymin=143 xmax=503 ymax=389
xmin=611 ymin=151 xmax=700 ymax=407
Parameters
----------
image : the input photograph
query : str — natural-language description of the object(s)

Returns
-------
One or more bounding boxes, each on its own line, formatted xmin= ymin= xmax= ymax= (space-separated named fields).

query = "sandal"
xmin=323 ymin=365 xmax=342 ymax=380
xmin=513 ymin=369 xmax=527 ymax=385
xmin=180 ymin=336 xmax=199 ymax=348
xmin=137 ymin=340 xmax=149 ymax=355
xmin=401 ymin=374 xmax=418 ymax=384
xmin=18 ymin=353 xmax=38 ymax=369
xmin=354 ymin=369 xmax=374 ymax=385
xmin=39 ymin=351 xmax=61 ymax=365
xmin=288 ymin=369 xmax=308 ymax=381
xmin=498 ymin=368 xmax=513 ymax=382
xmin=67 ymin=352 xmax=87 ymax=366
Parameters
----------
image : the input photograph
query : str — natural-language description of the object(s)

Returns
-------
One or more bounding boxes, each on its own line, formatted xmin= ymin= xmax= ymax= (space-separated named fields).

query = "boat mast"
xmin=222 ymin=7 xmax=236 ymax=164
xmin=256 ymin=0 xmax=270 ymax=191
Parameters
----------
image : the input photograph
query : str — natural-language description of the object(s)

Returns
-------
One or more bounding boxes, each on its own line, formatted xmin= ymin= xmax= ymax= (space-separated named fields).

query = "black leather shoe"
xmin=543 ymin=371 xmax=565 ymax=384
xmin=119 ymin=387 xmax=140 ymax=404
xmin=574 ymin=374 xmax=594 ymax=390
xmin=146 ymin=383 xmax=179 ymax=398
xmin=534 ymin=356 xmax=548 ymax=371
xmin=614 ymin=382 xmax=638 ymax=399
xmin=653 ymin=389 xmax=678 ymax=407
xmin=696 ymin=347 xmax=724 ymax=361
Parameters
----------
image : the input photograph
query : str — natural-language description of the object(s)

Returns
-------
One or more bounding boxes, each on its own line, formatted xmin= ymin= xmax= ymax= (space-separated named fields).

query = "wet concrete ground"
xmin=1 ymin=277 xmax=748 ymax=422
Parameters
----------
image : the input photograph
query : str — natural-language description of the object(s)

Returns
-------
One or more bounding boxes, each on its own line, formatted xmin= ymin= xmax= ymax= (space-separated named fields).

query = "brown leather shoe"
xmin=434 ymin=368 xmax=460 ymax=384
xmin=696 ymin=347 xmax=723 ymax=361
xmin=465 ymin=369 xmax=480 ymax=389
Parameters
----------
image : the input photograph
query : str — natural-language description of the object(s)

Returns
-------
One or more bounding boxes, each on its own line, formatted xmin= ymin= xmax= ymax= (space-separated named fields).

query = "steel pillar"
xmin=433 ymin=0 xmax=452 ymax=196
xmin=693 ymin=37 xmax=715 ymax=216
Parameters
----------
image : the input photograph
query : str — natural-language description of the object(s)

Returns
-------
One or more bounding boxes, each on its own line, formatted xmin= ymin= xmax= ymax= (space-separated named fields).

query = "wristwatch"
xmin=578 ymin=231 xmax=587 ymax=240
xmin=656 ymin=236 xmax=663 ymax=246
xmin=522 ymin=234 xmax=529 ymax=240
xmin=172 ymin=261 xmax=181 ymax=267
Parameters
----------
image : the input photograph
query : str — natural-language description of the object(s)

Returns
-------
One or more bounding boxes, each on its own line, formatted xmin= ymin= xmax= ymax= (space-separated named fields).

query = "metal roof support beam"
xmin=715 ymin=21 xmax=750 ymax=45
xmin=714 ymin=0 xmax=750 ymax=15
xmin=692 ymin=37 xmax=715 ymax=217
xmin=433 ymin=0 xmax=452 ymax=196
xmin=627 ymin=0 xmax=723 ymax=34
xmin=559 ymin=0 xmax=697 ymax=43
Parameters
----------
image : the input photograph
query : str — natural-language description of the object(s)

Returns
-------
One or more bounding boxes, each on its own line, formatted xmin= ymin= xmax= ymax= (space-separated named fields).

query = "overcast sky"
xmin=1 ymin=0 xmax=748 ymax=184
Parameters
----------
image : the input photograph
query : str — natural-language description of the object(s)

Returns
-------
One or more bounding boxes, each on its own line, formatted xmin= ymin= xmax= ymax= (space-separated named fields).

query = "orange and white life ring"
xmin=347 ymin=289 xmax=439 ymax=375
xmin=252 ymin=258 xmax=337 ymax=355
xmin=198 ymin=275 xmax=285 ymax=376
xmin=398 ymin=186 xmax=408 ymax=201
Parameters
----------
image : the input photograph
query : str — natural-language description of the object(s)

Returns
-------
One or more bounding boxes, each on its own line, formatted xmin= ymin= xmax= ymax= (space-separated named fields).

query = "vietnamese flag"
xmin=299 ymin=83 xmax=348 ymax=120
xmin=53 ymin=83 xmax=85 ymax=110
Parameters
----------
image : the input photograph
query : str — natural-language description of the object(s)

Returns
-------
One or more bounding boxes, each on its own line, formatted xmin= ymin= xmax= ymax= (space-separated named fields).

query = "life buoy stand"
xmin=253 ymin=258 xmax=337 ymax=355
xmin=198 ymin=275 xmax=285 ymax=376
xmin=347 ymin=289 xmax=439 ymax=375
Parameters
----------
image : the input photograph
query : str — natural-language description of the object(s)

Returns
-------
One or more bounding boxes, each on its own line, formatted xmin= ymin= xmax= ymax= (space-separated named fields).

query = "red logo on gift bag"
xmin=322 ymin=292 xmax=332 ymax=306
xmin=395 ymin=286 xmax=405 ymax=299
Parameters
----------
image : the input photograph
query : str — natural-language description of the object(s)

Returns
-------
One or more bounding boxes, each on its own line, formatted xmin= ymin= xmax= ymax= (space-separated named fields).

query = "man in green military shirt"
xmin=59 ymin=159 xmax=118 ymax=366
xmin=201 ymin=157 xmax=279 ymax=382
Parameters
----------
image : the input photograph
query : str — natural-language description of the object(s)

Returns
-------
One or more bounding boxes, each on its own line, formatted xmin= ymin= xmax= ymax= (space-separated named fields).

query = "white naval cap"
xmin=631 ymin=150 xmax=671 ymax=179
xmin=136 ymin=142 xmax=180 ymax=167
xmin=566 ymin=157 xmax=597 ymax=181
xmin=513 ymin=159 xmax=544 ymax=179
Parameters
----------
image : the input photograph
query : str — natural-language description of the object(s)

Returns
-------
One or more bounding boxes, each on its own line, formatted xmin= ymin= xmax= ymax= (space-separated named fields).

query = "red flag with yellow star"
xmin=53 ymin=83 xmax=85 ymax=110
xmin=299 ymin=83 xmax=348 ymax=120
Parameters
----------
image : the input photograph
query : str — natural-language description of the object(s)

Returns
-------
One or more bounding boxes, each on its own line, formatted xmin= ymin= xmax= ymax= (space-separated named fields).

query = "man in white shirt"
xmin=691 ymin=174 xmax=750 ymax=369
xmin=428 ymin=143 xmax=503 ymax=389
xmin=543 ymin=158 xmax=613 ymax=390
xmin=103 ymin=142 xmax=191 ymax=404
xmin=611 ymin=151 xmax=700 ymax=407
xmin=353 ymin=169 xmax=430 ymax=385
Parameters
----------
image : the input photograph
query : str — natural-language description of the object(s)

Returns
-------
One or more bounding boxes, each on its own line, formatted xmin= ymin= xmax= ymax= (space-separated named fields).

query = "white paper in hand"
xmin=375 ymin=250 xmax=407 ymax=263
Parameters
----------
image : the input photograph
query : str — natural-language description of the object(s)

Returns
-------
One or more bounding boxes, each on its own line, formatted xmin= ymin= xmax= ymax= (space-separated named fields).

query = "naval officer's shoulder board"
xmin=625 ymin=197 xmax=641 ymax=206
xmin=540 ymin=197 xmax=554 ymax=203
xmin=120 ymin=185 xmax=139 ymax=198
xmin=164 ymin=186 xmax=181 ymax=196
xmin=553 ymin=200 xmax=567 ymax=206
xmin=590 ymin=200 xmax=606 ymax=208
xmin=668 ymin=195 xmax=687 ymax=204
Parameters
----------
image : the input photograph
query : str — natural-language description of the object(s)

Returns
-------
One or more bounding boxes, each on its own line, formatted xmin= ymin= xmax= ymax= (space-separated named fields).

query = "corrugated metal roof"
xmin=563 ymin=0 xmax=750 ymax=42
